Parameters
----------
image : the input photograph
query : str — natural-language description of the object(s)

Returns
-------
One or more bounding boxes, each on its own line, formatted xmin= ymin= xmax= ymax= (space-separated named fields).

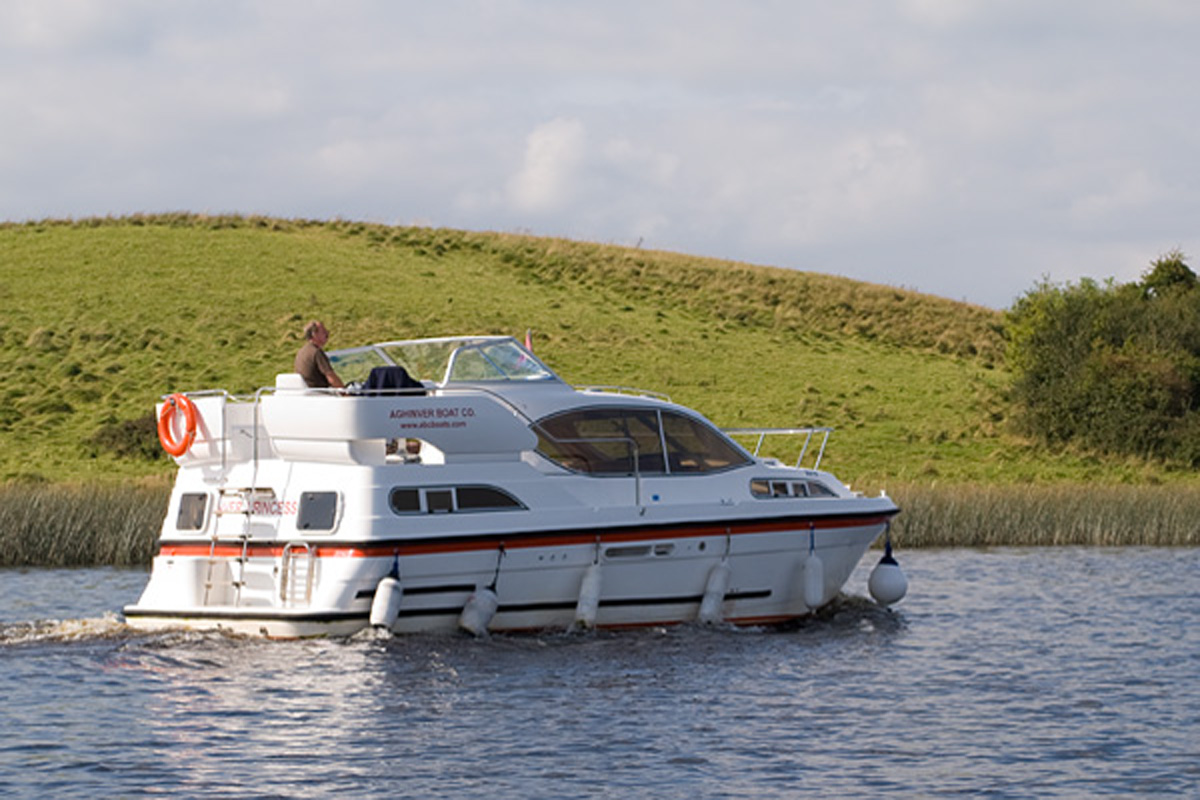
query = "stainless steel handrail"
xmin=723 ymin=426 xmax=835 ymax=470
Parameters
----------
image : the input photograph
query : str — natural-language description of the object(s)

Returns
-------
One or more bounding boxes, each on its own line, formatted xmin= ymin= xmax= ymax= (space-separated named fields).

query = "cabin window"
xmin=298 ymin=492 xmax=338 ymax=530
xmin=750 ymin=479 xmax=839 ymax=499
xmin=456 ymin=486 xmax=523 ymax=510
xmin=389 ymin=488 xmax=421 ymax=514
xmin=176 ymin=493 xmax=208 ymax=531
xmin=388 ymin=485 xmax=526 ymax=515
xmin=660 ymin=411 xmax=748 ymax=473
xmin=806 ymin=481 xmax=837 ymax=497
xmin=536 ymin=408 xmax=663 ymax=474
xmin=426 ymin=489 xmax=454 ymax=513
xmin=536 ymin=407 xmax=748 ymax=475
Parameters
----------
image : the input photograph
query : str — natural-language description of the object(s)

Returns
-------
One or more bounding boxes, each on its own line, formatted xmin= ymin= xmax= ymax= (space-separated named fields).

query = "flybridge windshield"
xmin=329 ymin=337 xmax=558 ymax=385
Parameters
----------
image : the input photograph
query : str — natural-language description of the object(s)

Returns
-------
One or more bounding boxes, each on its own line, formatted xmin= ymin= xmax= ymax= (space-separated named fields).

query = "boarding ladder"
xmin=203 ymin=487 xmax=290 ymax=608
xmin=279 ymin=543 xmax=315 ymax=607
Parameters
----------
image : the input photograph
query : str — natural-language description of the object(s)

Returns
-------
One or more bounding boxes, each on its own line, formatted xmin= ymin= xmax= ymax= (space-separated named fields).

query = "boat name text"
xmin=389 ymin=406 xmax=476 ymax=420
xmin=218 ymin=497 xmax=298 ymax=516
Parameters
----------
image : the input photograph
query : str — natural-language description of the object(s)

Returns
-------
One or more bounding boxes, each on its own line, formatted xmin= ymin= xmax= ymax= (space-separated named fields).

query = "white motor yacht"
xmin=124 ymin=336 xmax=902 ymax=637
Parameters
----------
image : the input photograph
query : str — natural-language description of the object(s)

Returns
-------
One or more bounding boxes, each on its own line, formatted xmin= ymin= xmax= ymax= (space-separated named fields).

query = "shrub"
xmin=1006 ymin=252 xmax=1200 ymax=463
xmin=90 ymin=414 xmax=166 ymax=461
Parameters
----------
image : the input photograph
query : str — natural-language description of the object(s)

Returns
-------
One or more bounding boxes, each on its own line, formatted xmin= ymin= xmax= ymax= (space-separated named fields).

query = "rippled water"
xmin=2 ymin=548 xmax=1198 ymax=798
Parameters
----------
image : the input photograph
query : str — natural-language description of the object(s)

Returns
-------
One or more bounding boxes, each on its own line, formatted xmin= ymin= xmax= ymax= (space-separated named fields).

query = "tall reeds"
xmin=1 ymin=482 xmax=1196 ymax=568
xmin=889 ymin=483 xmax=1200 ymax=547
xmin=0 ymin=483 xmax=169 ymax=567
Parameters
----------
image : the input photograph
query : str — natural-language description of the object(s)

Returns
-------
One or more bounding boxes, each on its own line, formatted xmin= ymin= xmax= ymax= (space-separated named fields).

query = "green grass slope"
xmin=0 ymin=214 xmax=1155 ymax=487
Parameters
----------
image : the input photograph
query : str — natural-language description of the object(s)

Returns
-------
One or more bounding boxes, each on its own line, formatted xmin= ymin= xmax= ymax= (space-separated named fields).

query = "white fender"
xmin=803 ymin=552 xmax=825 ymax=609
xmin=458 ymin=586 xmax=499 ymax=636
xmin=572 ymin=562 xmax=603 ymax=630
xmin=369 ymin=576 xmax=404 ymax=629
xmin=868 ymin=541 xmax=908 ymax=606
xmin=697 ymin=558 xmax=731 ymax=625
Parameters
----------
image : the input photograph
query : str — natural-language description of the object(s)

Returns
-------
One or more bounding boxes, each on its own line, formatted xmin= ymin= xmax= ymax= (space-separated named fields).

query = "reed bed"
xmin=1 ymin=482 xmax=1197 ymax=568
xmin=0 ymin=483 xmax=170 ymax=567
xmin=889 ymin=483 xmax=1200 ymax=548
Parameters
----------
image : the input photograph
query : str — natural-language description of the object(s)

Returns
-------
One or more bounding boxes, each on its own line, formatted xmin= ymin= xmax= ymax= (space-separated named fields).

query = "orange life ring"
xmin=157 ymin=393 xmax=197 ymax=457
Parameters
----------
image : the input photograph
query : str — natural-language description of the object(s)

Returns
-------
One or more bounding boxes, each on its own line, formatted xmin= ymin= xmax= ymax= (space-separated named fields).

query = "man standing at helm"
xmin=295 ymin=320 xmax=345 ymax=389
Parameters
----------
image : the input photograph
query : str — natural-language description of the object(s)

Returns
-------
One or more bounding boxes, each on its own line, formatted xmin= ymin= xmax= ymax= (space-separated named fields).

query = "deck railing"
xmin=722 ymin=427 xmax=834 ymax=471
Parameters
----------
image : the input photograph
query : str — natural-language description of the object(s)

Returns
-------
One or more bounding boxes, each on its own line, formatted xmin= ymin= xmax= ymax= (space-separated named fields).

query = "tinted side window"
xmin=457 ymin=486 xmax=523 ymax=510
xmin=389 ymin=488 xmax=421 ymax=514
xmin=660 ymin=411 xmax=751 ymax=473
xmin=537 ymin=408 xmax=665 ymax=475
xmin=749 ymin=479 xmax=838 ymax=498
xmin=426 ymin=489 xmax=453 ymax=513
xmin=807 ymin=481 xmax=837 ymax=497
xmin=388 ymin=486 xmax=525 ymax=515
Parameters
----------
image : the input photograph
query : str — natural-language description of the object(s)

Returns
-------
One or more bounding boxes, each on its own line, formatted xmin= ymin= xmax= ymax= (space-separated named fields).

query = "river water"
xmin=1 ymin=548 xmax=1197 ymax=798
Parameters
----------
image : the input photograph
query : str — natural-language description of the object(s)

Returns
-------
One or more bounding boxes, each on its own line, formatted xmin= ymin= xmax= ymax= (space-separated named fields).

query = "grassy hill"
xmin=0 ymin=214 xmax=1167 ymax=488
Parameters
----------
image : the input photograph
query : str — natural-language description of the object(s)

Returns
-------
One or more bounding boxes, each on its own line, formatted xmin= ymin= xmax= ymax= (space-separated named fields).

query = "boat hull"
xmin=123 ymin=514 xmax=891 ymax=638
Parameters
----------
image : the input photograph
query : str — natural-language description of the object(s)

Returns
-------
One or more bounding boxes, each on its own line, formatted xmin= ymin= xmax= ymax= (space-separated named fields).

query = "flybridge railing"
xmin=723 ymin=427 xmax=834 ymax=471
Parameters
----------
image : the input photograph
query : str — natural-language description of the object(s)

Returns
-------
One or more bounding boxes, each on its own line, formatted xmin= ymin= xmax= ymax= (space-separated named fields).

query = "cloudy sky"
xmin=2 ymin=1 xmax=1197 ymax=307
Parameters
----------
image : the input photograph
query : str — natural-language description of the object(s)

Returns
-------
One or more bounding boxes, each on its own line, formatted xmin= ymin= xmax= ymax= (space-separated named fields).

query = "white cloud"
xmin=1068 ymin=170 xmax=1160 ymax=229
xmin=508 ymin=118 xmax=587 ymax=214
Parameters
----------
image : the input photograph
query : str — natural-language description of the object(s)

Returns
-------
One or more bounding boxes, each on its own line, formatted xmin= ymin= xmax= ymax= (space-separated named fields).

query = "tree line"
xmin=1006 ymin=250 xmax=1200 ymax=465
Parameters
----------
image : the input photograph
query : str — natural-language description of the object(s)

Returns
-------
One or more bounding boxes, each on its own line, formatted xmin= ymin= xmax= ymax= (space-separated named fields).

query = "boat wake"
xmin=783 ymin=593 xmax=909 ymax=635
xmin=0 ymin=612 xmax=132 ymax=645
xmin=1 ymin=593 xmax=905 ymax=647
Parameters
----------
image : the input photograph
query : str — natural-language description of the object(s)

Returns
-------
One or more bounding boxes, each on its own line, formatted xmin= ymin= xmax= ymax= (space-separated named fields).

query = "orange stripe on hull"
xmin=156 ymin=514 xmax=893 ymax=560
